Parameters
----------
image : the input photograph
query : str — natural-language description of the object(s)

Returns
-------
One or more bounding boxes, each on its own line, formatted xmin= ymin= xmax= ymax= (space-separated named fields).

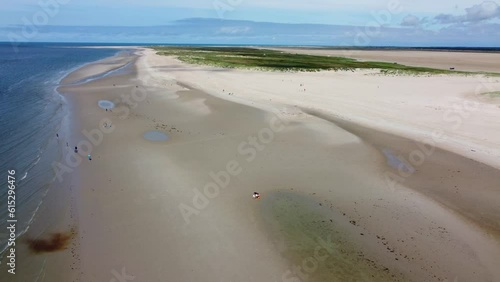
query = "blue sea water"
xmin=0 ymin=43 xmax=120 ymax=251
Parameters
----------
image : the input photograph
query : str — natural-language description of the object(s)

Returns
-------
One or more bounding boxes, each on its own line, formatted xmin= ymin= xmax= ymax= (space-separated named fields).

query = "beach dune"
xmin=267 ymin=47 xmax=500 ymax=73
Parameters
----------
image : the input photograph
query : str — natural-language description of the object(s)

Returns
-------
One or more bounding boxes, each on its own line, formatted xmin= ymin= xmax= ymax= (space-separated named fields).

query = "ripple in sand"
xmin=98 ymin=100 xmax=115 ymax=110
xmin=144 ymin=131 xmax=169 ymax=142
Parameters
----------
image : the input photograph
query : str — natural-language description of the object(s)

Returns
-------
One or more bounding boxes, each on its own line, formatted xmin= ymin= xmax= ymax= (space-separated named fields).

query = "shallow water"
xmin=98 ymin=100 xmax=115 ymax=110
xmin=260 ymin=191 xmax=399 ymax=281
xmin=144 ymin=131 xmax=169 ymax=141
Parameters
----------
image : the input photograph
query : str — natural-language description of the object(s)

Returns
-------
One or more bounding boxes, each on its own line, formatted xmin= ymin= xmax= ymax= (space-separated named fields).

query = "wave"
xmin=56 ymin=49 xmax=122 ymax=86
xmin=20 ymin=171 xmax=28 ymax=181
xmin=0 ymin=179 xmax=52 ymax=256
xmin=65 ymin=60 xmax=133 ymax=86
xmin=33 ymin=155 xmax=41 ymax=165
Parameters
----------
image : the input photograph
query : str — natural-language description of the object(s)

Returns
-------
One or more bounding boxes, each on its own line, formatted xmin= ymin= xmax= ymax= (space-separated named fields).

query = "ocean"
xmin=0 ymin=43 xmax=120 ymax=253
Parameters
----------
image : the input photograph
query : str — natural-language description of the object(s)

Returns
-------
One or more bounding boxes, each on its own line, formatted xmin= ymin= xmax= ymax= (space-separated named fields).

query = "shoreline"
xmin=0 ymin=50 xmax=137 ymax=281
xmin=4 ymin=47 xmax=499 ymax=281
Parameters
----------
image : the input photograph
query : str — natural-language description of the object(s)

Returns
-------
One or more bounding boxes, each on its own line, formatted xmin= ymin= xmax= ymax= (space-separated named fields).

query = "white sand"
xmin=142 ymin=49 xmax=500 ymax=170
xmin=138 ymin=48 xmax=500 ymax=281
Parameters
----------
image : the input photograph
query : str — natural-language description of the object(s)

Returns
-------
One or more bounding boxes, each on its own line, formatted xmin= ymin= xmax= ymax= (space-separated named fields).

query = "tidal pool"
xmin=143 ymin=131 xmax=169 ymax=142
xmin=98 ymin=100 xmax=115 ymax=110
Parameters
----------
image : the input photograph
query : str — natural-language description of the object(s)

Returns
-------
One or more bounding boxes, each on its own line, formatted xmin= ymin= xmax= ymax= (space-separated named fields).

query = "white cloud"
xmin=401 ymin=14 xmax=421 ymax=26
xmin=435 ymin=1 xmax=500 ymax=24
xmin=465 ymin=1 xmax=500 ymax=20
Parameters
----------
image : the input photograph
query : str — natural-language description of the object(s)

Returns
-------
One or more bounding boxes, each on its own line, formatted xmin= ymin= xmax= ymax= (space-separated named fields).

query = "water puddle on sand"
xmin=382 ymin=148 xmax=415 ymax=174
xmin=143 ymin=131 xmax=169 ymax=142
xmin=98 ymin=100 xmax=115 ymax=110
xmin=260 ymin=191 xmax=400 ymax=282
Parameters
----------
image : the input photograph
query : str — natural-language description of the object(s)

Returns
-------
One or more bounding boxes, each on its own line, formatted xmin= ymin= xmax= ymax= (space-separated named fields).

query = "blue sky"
xmin=1 ymin=0 xmax=499 ymax=46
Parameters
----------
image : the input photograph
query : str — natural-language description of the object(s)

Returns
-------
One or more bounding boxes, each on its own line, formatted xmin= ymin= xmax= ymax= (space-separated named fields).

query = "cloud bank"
xmin=2 ymin=18 xmax=499 ymax=47
xmin=435 ymin=1 xmax=500 ymax=24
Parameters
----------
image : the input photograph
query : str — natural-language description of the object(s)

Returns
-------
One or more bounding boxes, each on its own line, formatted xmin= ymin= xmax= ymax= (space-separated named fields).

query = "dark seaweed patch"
xmin=26 ymin=230 xmax=74 ymax=254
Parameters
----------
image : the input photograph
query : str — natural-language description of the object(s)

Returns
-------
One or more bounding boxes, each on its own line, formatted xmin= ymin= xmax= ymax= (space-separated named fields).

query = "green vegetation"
xmin=483 ymin=91 xmax=500 ymax=97
xmin=153 ymin=46 xmax=481 ymax=75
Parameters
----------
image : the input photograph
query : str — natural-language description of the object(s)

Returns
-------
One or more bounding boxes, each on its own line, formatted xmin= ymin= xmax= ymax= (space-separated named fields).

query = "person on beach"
xmin=74 ymin=146 xmax=78 ymax=153
xmin=253 ymin=192 xmax=261 ymax=199
xmin=66 ymin=142 xmax=69 ymax=147
xmin=56 ymin=133 xmax=59 ymax=139
xmin=88 ymin=154 xmax=92 ymax=161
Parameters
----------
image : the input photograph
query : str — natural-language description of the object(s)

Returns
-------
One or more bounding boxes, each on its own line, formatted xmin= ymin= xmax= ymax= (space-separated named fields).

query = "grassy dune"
xmin=483 ymin=91 xmax=500 ymax=97
xmin=153 ymin=46 xmax=480 ymax=75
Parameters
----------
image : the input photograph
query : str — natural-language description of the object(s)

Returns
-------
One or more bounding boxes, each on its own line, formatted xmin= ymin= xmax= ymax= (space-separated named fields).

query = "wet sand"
xmin=3 ymin=48 xmax=500 ymax=281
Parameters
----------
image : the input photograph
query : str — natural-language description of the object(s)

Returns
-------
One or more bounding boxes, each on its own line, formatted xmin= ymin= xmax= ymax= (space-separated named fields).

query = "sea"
xmin=0 ymin=43 xmax=122 ymax=253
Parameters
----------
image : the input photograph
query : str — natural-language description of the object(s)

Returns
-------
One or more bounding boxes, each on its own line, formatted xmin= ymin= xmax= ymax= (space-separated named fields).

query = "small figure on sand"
xmin=66 ymin=142 xmax=69 ymax=147
xmin=252 ymin=192 xmax=261 ymax=200
xmin=74 ymin=146 xmax=78 ymax=153
xmin=88 ymin=154 xmax=92 ymax=161
xmin=56 ymin=133 xmax=59 ymax=139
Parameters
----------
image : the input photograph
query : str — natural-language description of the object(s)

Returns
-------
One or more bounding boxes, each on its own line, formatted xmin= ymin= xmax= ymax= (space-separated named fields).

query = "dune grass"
xmin=483 ymin=91 xmax=500 ymax=97
xmin=152 ymin=46 xmax=486 ymax=75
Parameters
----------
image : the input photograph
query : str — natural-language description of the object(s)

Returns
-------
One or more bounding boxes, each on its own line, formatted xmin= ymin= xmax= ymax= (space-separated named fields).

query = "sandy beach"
xmin=4 ymin=47 xmax=500 ymax=282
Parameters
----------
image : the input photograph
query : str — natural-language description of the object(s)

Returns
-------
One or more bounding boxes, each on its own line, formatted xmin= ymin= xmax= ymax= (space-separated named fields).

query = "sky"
xmin=1 ymin=0 xmax=499 ymax=46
